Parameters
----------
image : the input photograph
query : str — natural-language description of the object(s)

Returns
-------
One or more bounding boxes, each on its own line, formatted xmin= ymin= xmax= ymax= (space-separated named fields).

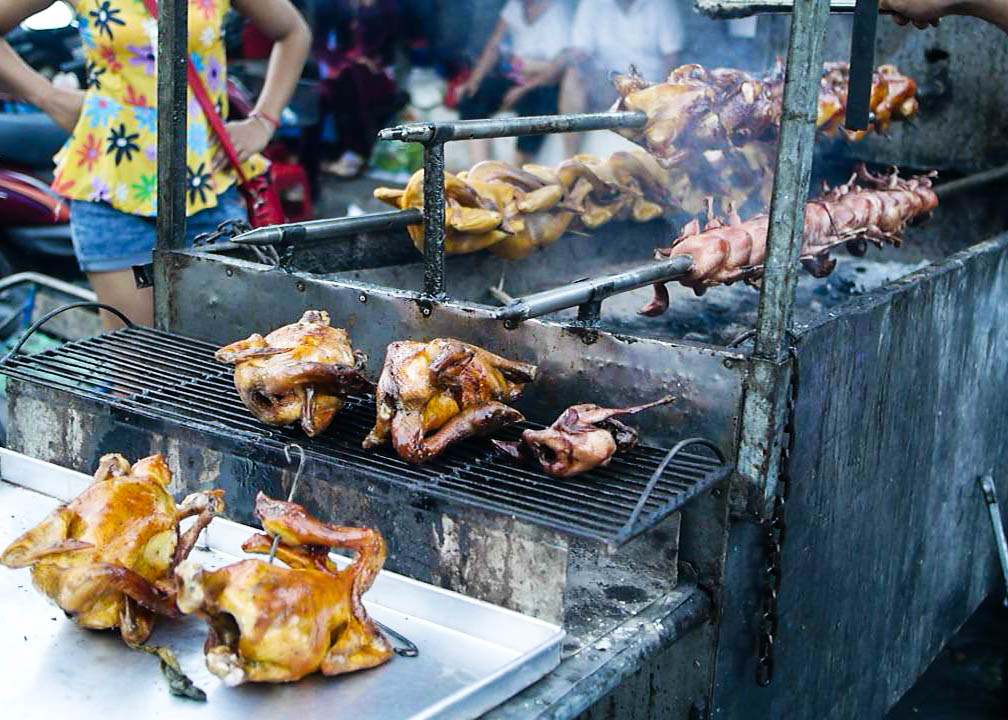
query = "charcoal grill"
xmin=5 ymin=0 xmax=1008 ymax=718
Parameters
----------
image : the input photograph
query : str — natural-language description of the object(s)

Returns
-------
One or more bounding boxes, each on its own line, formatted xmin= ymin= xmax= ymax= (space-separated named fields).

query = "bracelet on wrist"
xmin=250 ymin=109 xmax=279 ymax=130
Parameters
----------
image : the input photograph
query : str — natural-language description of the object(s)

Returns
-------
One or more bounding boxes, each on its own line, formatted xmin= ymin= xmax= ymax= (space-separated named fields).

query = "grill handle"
xmin=494 ymin=255 xmax=694 ymax=326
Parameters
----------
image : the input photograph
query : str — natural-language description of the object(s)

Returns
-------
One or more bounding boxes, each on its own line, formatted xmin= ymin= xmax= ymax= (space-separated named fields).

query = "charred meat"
xmin=1 ymin=454 xmax=224 ymax=646
xmin=363 ymin=339 xmax=538 ymax=463
xmin=494 ymin=396 xmax=674 ymax=478
xmin=176 ymin=492 xmax=391 ymax=685
xmin=215 ymin=310 xmax=371 ymax=436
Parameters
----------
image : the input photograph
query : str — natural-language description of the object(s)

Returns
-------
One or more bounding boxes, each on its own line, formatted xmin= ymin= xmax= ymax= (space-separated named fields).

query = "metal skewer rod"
xmin=695 ymin=0 xmax=895 ymax=18
xmin=268 ymin=443 xmax=305 ymax=564
xmin=378 ymin=111 xmax=647 ymax=144
xmin=935 ymin=163 xmax=1008 ymax=199
xmin=230 ymin=209 xmax=424 ymax=247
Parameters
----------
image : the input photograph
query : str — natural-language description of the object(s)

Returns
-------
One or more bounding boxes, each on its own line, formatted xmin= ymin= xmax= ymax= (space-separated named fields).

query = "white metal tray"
xmin=0 ymin=449 xmax=563 ymax=719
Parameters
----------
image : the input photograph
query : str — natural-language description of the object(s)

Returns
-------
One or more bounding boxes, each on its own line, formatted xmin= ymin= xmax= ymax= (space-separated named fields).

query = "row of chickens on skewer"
xmin=375 ymin=61 xmax=927 ymax=277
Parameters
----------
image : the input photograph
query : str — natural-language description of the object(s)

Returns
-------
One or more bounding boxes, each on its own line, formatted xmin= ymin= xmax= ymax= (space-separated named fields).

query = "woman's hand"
xmin=457 ymin=76 xmax=482 ymax=101
xmin=211 ymin=117 xmax=273 ymax=173
xmin=42 ymin=86 xmax=85 ymax=133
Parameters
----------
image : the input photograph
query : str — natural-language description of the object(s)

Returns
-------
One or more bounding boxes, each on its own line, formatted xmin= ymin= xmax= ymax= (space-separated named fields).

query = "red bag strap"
xmin=142 ymin=0 xmax=248 ymax=183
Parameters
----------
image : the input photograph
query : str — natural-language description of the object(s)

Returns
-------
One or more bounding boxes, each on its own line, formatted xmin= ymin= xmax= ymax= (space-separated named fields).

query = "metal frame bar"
xmin=229 ymin=209 xmax=424 ymax=246
xmin=737 ymin=0 xmax=831 ymax=514
xmin=695 ymin=0 xmax=893 ymax=18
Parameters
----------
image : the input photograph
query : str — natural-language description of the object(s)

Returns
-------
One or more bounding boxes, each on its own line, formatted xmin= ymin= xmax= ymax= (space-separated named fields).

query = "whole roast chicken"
xmin=175 ymin=492 xmax=392 ymax=685
xmin=215 ymin=310 xmax=371 ymax=436
xmin=1 ymin=453 xmax=224 ymax=646
xmin=494 ymin=396 xmax=674 ymax=478
xmin=363 ymin=339 xmax=538 ymax=463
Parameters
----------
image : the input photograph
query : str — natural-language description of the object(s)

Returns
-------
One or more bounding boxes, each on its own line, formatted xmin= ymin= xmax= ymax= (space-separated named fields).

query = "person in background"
xmin=0 ymin=0 xmax=311 ymax=329
xmin=456 ymin=0 xmax=574 ymax=166
xmin=314 ymin=0 xmax=403 ymax=179
xmin=560 ymin=0 xmax=684 ymax=155
xmin=880 ymin=0 xmax=1008 ymax=31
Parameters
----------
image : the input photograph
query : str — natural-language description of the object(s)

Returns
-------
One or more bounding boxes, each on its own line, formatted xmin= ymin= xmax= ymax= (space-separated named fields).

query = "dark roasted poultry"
xmin=494 ymin=396 xmax=674 ymax=478
xmin=363 ymin=339 xmax=538 ymax=463
xmin=1 ymin=454 xmax=224 ymax=646
xmin=176 ymin=492 xmax=391 ymax=684
xmin=216 ymin=310 xmax=371 ymax=436
xmin=640 ymin=165 xmax=939 ymax=313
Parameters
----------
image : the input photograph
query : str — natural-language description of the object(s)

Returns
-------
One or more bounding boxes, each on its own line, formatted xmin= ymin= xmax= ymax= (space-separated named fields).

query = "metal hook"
xmin=268 ymin=443 xmax=306 ymax=564
xmin=374 ymin=618 xmax=419 ymax=657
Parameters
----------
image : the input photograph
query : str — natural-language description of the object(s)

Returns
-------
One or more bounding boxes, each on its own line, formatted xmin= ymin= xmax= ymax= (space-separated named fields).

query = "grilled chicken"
xmin=176 ymin=492 xmax=391 ymax=685
xmin=216 ymin=310 xmax=371 ymax=436
xmin=363 ymin=339 xmax=537 ymax=463
xmin=494 ymin=396 xmax=674 ymax=478
xmin=1 ymin=454 xmax=224 ymax=646
xmin=641 ymin=165 xmax=939 ymax=313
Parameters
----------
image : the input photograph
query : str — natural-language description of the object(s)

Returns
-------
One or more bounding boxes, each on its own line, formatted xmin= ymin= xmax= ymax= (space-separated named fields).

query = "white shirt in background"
xmin=500 ymin=0 xmax=574 ymax=62
xmin=570 ymin=0 xmax=685 ymax=82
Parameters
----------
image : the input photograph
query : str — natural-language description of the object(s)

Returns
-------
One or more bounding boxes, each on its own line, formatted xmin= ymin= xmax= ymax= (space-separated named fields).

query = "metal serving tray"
xmin=0 ymin=448 xmax=563 ymax=719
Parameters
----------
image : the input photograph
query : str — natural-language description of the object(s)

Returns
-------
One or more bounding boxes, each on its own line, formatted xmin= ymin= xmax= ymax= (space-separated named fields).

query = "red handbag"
xmin=143 ymin=0 xmax=285 ymax=228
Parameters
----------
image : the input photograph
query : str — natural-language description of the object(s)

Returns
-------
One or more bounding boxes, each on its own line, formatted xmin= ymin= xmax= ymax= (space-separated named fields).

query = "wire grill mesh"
xmin=1 ymin=327 xmax=730 ymax=546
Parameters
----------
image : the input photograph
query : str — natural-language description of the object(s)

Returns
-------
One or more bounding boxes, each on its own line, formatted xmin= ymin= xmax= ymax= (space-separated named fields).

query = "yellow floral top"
xmin=52 ymin=0 xmax=267 ymax=217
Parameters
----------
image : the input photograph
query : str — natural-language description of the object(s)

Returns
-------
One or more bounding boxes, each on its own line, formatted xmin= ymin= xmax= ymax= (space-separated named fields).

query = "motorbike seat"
xmin=0 ymin=113 xmax=69 ymax=168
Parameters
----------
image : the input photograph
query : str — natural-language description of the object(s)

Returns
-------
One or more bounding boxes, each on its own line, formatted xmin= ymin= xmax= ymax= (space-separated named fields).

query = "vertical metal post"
xmin=154 ymin=0 xmax=187 ymax=251
xmin=152 ymin=0 xmax=187 ymax=330
xmin=737 ymin=0 xmax=830 ymax=514
xmin=422 ymin=143 xmax=447 ymax=298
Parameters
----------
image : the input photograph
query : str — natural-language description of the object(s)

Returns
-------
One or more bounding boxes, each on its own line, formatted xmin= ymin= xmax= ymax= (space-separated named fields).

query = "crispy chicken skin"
xmin=363 ymin=339 xmax=538 ymax=463
xmin=1 ymin=453 xmax=224 ymax=646
xmin=175 ymin=492 xmax=392 ymax=685
xmin=215 ymin=310 xmax=371 ymax=436
xmin=494 ymin=396 xmax=674 ymax=478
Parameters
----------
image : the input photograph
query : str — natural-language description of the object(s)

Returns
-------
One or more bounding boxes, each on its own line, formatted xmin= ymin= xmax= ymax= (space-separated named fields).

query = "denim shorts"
xmin=70 ymin=186 xmax=245 ymax=272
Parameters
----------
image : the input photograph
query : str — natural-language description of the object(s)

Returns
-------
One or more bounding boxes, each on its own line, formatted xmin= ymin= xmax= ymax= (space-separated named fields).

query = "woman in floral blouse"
xmin=0 ymin=0 xmax=310 ymax=328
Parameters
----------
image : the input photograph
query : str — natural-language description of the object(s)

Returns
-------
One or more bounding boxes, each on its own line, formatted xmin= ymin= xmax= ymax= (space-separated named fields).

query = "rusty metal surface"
xmin=713 ymin=232 xmax=1008 ymax=717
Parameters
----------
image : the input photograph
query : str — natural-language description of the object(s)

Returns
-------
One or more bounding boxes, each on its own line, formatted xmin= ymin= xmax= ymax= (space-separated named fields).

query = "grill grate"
xmin=1 ymin=327 xmax=731 ymax=547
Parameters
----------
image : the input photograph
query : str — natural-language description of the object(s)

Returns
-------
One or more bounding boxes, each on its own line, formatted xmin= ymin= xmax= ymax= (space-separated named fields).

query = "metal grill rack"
xmin=0 ymin=327 xmax=730 ymax=548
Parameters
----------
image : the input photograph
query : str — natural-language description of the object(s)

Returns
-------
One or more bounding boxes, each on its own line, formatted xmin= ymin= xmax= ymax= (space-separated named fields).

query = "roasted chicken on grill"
xmin=493 ymin=396 xmax=674 ymax=478
xmin=363 ymin=339 xmax=538 ymax=463
xmin=640 ymin=165 xmax=939 ymax=313
xmin=1 ymin=453 xmax=224 ymax=646
xmin=176 ymin=492 xmax=391 ymax=685
xmin=216 ymin=310 xmax=371 ymax=436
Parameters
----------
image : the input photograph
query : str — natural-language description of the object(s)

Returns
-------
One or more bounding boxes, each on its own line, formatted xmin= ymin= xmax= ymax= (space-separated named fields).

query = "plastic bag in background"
xmin=365 ymin=140 xmax=423 ymax=184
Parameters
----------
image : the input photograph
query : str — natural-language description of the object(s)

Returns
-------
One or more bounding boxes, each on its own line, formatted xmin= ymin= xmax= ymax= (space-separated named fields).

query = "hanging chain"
xmin=755 ymin=344 xmax=799 ymax=687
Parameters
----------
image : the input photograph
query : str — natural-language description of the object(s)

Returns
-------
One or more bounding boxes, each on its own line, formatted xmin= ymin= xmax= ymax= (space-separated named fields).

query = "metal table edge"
xmin=482 ymin=583 xmax=711 ymax=719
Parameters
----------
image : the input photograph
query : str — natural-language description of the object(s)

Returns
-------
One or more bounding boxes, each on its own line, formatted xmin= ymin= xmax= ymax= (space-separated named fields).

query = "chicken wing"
xmin=216 ymin=310 xmax=371 ymax=436
xmin=363 ymin=339 xmax=538 ymax=463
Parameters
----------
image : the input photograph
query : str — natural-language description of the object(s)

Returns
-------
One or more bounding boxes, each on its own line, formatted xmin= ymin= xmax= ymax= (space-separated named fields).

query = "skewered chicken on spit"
xmin=612 ymin=61 xmax=918 ymax=163
xmin=494 ymin=395 xmax=674 ymax=478
xmin=363 ymin=339 xmax=538 ymax=463
xmin=216 ymin=310 xmax=371 ymax=437
xmin=1 ymin=453 xmax=224 ymax=646
xmin=176 ymin=492 xmax=392 ymax=685
xmin=640 ymin=165 xmax=939 ymax=314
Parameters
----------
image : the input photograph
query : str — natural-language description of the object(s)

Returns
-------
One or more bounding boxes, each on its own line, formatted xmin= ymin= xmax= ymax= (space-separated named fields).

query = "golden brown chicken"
xmin=1 ymin=453 xmax=224 ymax=646
xmin=216 ymin=310 xmax=371 ymax=437
xmin=493 ymin=396 xmax=674 ymax=478
xmin=175 ymin=492 xmax=392 ymax=685
xmin=363 ymin=339 xmax=538 ymax=463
